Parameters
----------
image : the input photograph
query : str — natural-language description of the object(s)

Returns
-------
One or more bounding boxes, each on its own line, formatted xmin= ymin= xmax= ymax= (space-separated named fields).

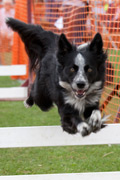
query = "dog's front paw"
xmin=77 ymin=122 xmax=91 ymax=136
xmin=88 ymin=110 xmax=102 ymax=132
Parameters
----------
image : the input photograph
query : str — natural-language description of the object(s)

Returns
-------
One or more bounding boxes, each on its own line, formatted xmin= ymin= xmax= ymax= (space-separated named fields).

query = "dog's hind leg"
xmin=23 ymin=83 xmax=53 ymax=111
xmin=32 ymin=75 xmax=53 ymax=111
xmin=24 ymin=84 xmax=34 ymax=108
xmin=24 ymin=95 xmax=34 ymax=108
xmin=34 ymin=86 xmax=53 ymax=111
xmin=24 ymin=71 xmax=53 ymax=111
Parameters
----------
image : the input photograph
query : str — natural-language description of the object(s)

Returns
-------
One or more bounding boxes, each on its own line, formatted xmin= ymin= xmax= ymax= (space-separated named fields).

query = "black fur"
xmin=6 ymin=18 xmax=107 ymax=136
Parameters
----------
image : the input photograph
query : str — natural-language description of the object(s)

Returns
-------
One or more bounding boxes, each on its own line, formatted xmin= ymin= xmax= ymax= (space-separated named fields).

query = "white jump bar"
xmin=0 ymin=87 xmax=28 ymax=100
xmin=0 ymin=65 xmax=26 ymax=76
xmin=0 ymin=124 xmax=120 ymax=148
xmin=0 ymin=172 xmax=120 ymax=180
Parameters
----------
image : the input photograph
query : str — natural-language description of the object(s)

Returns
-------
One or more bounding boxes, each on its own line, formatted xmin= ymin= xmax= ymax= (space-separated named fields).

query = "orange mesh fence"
xmin=0 ymin=0 xmax=120 ymax=122
xmin=11 ymin=0 xmax=29 ymax=80
xmin=88 ymin=0 xmax=120 ymax=123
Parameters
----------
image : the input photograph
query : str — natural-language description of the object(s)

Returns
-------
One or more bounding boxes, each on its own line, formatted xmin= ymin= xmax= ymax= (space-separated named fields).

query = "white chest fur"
xmin=64 ymin=93 xmax=86 ymax=113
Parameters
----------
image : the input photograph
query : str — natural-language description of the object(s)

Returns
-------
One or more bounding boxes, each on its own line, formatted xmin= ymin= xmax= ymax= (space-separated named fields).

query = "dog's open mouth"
xmin=74 ymin=89 xmax=87 ymax=98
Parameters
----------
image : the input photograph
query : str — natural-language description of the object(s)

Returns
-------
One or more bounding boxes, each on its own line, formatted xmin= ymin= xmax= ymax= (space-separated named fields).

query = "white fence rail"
xmin=0 ymin=87 xmax=28 ymax=100
xmin=0 ymin=124 xmax=120 ymax=148
xmin=0 ymin=65 xmax=26 ymax=76
xmin=0 ymin=65 xmax=28 ymax=100
xmin=0 ymin=172 xmax=120 ymax=180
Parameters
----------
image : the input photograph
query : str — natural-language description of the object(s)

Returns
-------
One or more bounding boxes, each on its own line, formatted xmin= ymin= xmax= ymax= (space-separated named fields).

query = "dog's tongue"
xmin=77 ymin=90 xmax=84 ymax=95
xmin=75 ymin=90 xmax=86 ymax=98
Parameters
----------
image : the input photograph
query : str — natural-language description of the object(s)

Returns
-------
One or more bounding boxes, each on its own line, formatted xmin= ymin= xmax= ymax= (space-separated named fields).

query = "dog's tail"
xmin=6 ymin=17 xmax=33 ymax=34
xmin=6 ymin=18 xmax=59 ymax=71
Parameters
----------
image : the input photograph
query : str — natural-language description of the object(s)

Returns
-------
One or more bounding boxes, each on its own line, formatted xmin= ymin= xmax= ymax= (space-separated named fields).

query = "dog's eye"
xmin=87 ymin=68 xmax=92 ymax=73
xmin=70 ymin=65 xmax=78 ymax=73
xmin=70 ymin=67 xmax=75 ymax=73
xmin=84 ymin=65 xmax=92 ymax=73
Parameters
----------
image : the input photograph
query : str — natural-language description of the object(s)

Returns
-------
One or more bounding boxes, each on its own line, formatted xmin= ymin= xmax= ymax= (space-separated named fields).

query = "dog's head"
xmin=57 ymin=33 xmax=107 ymax=99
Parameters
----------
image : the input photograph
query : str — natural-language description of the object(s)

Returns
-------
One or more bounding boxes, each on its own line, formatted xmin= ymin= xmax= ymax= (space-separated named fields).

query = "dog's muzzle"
xmin=72 ymin=81 xmax=89 ymax=98
xmin=73 ymin=89 xmax=88 ymax=98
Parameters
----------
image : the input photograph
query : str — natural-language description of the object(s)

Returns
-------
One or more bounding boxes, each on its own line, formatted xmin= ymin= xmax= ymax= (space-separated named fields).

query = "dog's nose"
xmin=77 ymin=81 xmax=85 ymax=89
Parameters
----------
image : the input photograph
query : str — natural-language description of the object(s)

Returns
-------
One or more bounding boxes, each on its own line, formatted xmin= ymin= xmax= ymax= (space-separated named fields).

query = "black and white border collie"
xmin=6 ymin=18 xmax=108 ymax=136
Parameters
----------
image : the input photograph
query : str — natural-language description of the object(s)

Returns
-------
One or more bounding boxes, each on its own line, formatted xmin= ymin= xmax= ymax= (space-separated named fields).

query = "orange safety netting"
xmin=0 ymin=0 xmax=120 ymax=122
xmin=11 ymin=0 xmax=29 ymax=80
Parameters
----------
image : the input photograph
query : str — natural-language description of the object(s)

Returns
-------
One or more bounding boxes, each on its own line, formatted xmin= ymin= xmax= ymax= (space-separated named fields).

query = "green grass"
xmin=0 ymin=145 xmax=120 ymax=175
xmin=0 ymin=60 xmax=120 ymax=176
xmin=0 ymin=76 xmax=21 ymax=87
xmin=0 ymin=101 xmax=59 ymax=127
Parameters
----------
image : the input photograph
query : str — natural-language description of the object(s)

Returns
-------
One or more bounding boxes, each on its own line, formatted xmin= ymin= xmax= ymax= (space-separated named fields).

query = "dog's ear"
xmin=89 ymin=33 xmax=103 ymax=53
xmin=57 ymin=34 xmax=75 ymax=65
xmin=58 ymin=33 xmax=73 ymax=55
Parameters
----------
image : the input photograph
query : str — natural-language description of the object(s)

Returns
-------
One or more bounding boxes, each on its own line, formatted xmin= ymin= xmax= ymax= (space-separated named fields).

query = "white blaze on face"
xmin=72 ymin=53 xmax=88 ymax=90
xmin=75 ymin=53 xmax=85 ymax=81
